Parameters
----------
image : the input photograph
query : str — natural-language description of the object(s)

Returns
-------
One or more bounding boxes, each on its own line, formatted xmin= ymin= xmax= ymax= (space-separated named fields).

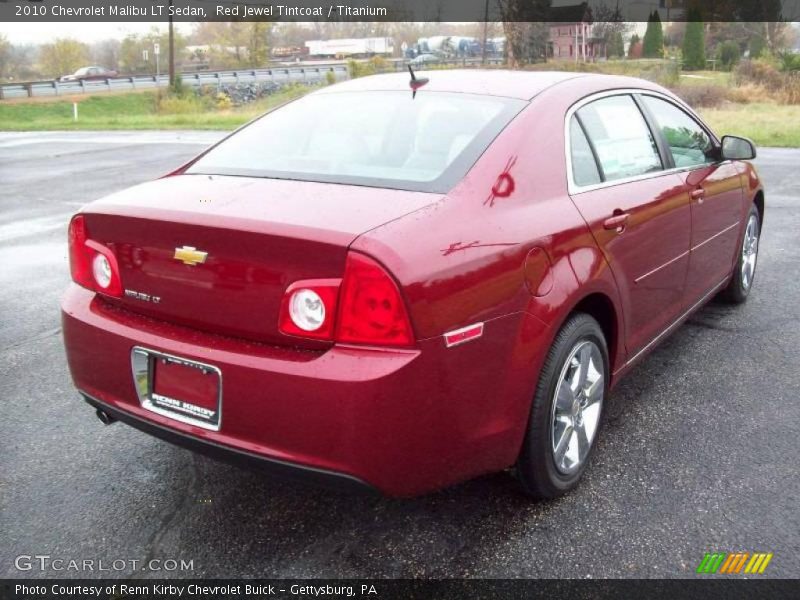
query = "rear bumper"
xmin=82 ymin=392 xmax=377 ymax=494
xmin=62 ymin=284 xmax=545 ymax=496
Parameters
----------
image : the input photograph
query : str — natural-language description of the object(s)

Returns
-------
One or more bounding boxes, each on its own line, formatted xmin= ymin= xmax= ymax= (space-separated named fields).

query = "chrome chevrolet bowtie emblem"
xmin=173 ymin=246 xmax=208 ymax=266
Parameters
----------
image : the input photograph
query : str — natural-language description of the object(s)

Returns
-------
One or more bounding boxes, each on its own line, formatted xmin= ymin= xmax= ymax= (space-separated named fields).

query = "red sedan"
xmin=60 ymin=66 xmax=118 ymax=82
xmin=62 ymin=71 xmax=763 ymax=498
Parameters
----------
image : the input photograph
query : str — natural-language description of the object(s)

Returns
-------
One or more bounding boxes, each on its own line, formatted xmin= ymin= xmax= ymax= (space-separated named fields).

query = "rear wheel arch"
xmin=563 ymin=292 xmax=620 ymax=375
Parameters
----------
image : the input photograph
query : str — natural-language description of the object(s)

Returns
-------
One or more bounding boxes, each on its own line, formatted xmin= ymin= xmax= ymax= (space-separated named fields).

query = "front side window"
xmin=187 ymin=91 xmax=526 ymax=193
xmin=576 ymin=95 xmax=662 ymax=182
xmin=641 ymin=96 xmax=715 ymax=168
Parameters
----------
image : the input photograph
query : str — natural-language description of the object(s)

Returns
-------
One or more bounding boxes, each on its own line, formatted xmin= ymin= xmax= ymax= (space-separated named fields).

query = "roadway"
xmin=1 ymin=132 xmax=798 ymax=578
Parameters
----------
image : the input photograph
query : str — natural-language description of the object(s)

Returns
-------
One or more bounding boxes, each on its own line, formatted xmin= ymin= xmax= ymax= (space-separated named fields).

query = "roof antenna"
xmin=408 ymin=65 xmax=429 ymax=99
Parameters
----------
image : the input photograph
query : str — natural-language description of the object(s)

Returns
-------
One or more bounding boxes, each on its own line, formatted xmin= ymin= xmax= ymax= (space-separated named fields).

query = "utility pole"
xmin=481 ymin=0 xmax=489 ymax=65
xmin=168 ymin=0 xmax=176 ymax=89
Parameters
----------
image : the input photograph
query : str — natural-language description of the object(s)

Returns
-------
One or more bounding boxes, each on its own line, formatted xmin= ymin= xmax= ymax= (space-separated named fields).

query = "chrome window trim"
xmin=565 ymin=88 xmax=723 ymax=196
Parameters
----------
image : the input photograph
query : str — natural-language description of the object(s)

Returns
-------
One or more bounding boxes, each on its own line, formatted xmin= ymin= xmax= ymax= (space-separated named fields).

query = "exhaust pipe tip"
xmin=96 ymin=408 xmax=117 ymax=426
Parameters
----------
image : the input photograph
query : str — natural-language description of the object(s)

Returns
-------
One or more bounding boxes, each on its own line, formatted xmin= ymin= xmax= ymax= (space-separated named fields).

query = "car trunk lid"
xmin=83 ymin=174 xmax=439 ymax=347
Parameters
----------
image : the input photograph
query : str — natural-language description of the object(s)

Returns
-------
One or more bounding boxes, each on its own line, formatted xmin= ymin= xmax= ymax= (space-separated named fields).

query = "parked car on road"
xmin=60 ymin=66 xmax=118 ymax=82
xmin=62 ymin=71 xmax=763 ymax=498
xmin=408 ymin=53 xmax=440 ymax=66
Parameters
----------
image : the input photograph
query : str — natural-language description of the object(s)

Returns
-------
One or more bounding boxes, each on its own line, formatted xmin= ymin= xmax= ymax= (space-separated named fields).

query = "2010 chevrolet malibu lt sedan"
xmin=62 ymin=70 xmax=764 ymax=498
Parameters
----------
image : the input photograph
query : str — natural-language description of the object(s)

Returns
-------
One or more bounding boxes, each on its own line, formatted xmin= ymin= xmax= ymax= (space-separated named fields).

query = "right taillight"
xmin=68 ymin=215 xmax=123 ymax=298
xmin=279 ymin=279 xmax=341 ymax=341
xmin=277 ymin=252 xmax=415 ymax=348
xmin=335 ymin=252 xmax=414 ymax=348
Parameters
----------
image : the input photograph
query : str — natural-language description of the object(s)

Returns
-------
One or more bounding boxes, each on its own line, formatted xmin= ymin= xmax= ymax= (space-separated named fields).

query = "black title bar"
xmin=1 ymin=579 xmax=799 ymax=600
xmin=1 ymin=0 xmax=798 ymax=22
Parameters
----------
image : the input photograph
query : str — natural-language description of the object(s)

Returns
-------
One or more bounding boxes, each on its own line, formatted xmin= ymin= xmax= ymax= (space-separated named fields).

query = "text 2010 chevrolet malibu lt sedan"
xmin=62 ymin=71 xmax=763 ymax=498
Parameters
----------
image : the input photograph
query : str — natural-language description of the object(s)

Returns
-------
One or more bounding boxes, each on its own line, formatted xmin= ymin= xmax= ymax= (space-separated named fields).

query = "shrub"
xmin=734 ymin=58 xmax=782 ymax=89
xmin=628 ymin=34 xmax=641 ymax=59
xmin=749 ymin=36 xmax=766 ymax=59
xmin=169 ymin=75 xmax=186 ymax=96
xmin=777 ymin=74 xmax=800 ymax=104
xmin=348 ymin=59 xmax=377 ymax=79
xmin=215 ymin=92 xmax=232 ymax=110
xmin=325 ymin=70 xmax=336 ymax=86
xmin=671 ymin=85 xmax=728 ymax=108
xmin=726 ymin=83 xmax=767 ymax=104
xmin=778 ymin=52 xmax=800 ymax=72
xmin=652 ymin=60 xmax=680 ymax=87
xmin=367 ymin=56 xmax=389 ymax=73
xmin=732 ymin=59 xmax=800 ymax=105
xmin=157 ymin=94 xmax=204 ymax=114
xmin=716 ymin=41 xmax=741 ymax=71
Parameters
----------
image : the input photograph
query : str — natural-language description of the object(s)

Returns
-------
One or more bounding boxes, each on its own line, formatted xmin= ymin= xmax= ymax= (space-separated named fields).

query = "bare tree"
xmin=90 ymin=39 xmax=121 ymax=71
xmin=497 ymin=0 xmax=551 ymax=67
xmin=6 ymin=44 xmax=38 ymax=81
xmin=591 ymin=1 xmax=630 ymax=59
xmin=0 ymin=33 xmax=10 ymax=80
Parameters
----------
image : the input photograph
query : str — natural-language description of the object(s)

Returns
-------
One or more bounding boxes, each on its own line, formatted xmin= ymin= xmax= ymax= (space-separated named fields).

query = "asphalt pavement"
xmin=1 ymin=132 xmax=798 ymax=579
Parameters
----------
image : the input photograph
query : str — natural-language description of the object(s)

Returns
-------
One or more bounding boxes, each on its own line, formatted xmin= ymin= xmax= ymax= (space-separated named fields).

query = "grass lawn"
xmin=2 ymin=85 xmax=799 ymax=148
xmin=0 ymin=86 xmax=314 ymax=131
xmin=698 ymin=103 xmax=800 ymax=148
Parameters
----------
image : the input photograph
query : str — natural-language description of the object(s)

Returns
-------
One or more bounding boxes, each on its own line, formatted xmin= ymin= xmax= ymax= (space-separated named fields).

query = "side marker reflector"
xmin=444 ymin=323 xmax=484 ymax=348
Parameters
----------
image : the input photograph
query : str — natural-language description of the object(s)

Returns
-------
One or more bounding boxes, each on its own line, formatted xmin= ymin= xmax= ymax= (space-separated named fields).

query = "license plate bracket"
xmin=131 ymin=347 xmax=222 ymax=431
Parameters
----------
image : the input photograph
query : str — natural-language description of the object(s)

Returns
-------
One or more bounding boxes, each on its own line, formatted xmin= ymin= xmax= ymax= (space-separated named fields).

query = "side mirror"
xmin=721 ymin=135 xmax=756 ymax=161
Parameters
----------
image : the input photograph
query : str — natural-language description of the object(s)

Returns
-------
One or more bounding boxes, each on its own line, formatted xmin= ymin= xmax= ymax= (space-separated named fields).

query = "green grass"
xmin=698 ymin=103 xmax=800 ymax=148
xmin=0 ymin=86 xmax=315 ymax=131
xmin=2 ymin=78 xmax=799 ymax=147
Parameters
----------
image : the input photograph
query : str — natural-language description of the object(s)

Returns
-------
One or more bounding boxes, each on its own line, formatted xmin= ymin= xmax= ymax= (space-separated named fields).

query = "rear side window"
xmin=569 ymin=116 xmax=602 ymax=186
xmin=641 ymin=96 xmax=715 ymax=168
xmin=576 ymin=95 xmax=662 ymax=182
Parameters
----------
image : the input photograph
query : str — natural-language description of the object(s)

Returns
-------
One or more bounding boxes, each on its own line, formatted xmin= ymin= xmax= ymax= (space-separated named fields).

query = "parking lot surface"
xmin=1 ymin=132 xmax=798 ymax=578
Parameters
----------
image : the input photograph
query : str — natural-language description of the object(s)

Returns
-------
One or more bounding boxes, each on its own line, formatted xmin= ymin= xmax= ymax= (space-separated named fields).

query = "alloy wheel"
xmin=741 ymin=214 xmax=759 ymax=290
xmin=550 ymin=340 xmax=604 ymax=475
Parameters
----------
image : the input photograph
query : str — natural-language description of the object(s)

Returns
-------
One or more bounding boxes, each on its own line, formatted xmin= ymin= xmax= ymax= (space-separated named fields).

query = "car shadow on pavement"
xmin=127 ymin=298 xmax=756 ymax=578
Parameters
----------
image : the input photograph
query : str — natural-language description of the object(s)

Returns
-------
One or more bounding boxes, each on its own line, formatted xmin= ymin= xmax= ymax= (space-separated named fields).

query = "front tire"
xmin=517 ymin=313 xmax=609 ymax=499
xmin=720 ymin=204 xmax=760 ymax=304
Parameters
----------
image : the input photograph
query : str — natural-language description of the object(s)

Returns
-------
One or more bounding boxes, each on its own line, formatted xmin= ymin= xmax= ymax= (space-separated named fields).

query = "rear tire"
xmin=720 ymin=204 xmax=760 ymax=304
xmin=517 ymin=313 xmax=609 ymax=499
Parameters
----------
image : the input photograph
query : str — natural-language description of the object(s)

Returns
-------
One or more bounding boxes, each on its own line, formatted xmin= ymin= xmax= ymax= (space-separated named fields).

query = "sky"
xmin=0 ymin=22 xmax=194 ymax=45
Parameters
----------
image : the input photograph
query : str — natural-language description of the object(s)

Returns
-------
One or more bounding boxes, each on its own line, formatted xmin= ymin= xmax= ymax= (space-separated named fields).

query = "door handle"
xmin=690 ymin=188 xmax=705 ymax=201
xmin=603 ymin=212 xmax=630 ymax=231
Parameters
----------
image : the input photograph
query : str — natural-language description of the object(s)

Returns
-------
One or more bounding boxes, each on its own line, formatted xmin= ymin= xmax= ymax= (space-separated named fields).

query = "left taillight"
xmin=68 ymin=215 xmax=123 ymax=298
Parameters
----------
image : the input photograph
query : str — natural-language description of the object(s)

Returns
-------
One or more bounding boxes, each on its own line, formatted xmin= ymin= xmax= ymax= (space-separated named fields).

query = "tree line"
xmin=0 ymin=22 xmax=499 ymax=82
xmin=0 ymin=17 xmax=796 ymax=82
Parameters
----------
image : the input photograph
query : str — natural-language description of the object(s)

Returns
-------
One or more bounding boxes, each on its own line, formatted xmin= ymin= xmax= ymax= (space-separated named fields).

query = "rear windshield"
xmin=186 ymin=91 xmax=526 ymax=193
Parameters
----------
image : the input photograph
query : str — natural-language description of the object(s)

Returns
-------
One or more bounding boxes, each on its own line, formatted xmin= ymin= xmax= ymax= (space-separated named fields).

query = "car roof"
xmin=317 ymin=70 xmax=668 ymax=101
